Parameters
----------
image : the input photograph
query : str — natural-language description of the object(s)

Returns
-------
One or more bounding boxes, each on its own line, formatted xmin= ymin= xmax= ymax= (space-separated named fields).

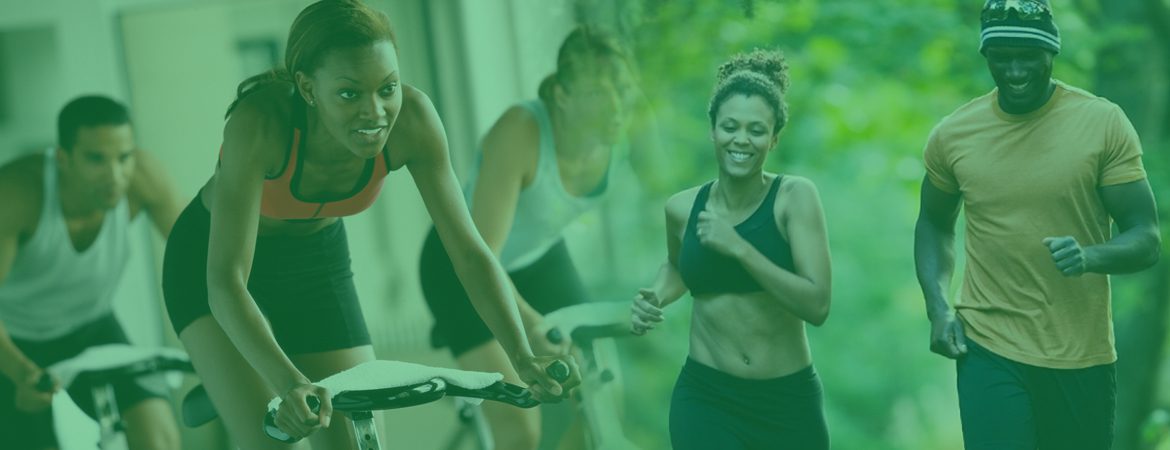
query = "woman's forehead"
xmin=316 ymin=41 xmax=399 ymax=78
xmin=718 ymin=95 xmax=774 ymax=121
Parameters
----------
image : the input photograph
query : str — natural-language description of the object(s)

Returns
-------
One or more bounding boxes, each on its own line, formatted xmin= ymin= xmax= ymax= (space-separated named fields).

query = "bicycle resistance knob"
xmin=546 ymin=360 xmax=570 ymax=383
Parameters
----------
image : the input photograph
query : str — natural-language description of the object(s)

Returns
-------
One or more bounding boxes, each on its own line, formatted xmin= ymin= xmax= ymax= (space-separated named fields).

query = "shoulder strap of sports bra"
xmin=687 ymin=181 xmax=715 ymax=227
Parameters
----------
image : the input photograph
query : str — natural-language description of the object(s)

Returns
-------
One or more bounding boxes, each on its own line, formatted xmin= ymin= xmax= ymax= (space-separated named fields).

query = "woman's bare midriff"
xmin=688 ymin=290 xmax=812 ymax=379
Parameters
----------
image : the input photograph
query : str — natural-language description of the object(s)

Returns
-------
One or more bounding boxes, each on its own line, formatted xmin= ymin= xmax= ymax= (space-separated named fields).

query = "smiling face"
xmin=296 ymin=40 xmax=402 ymax=159
xmin=58 ymin=124 xmax=136 ymax=210
xmin=984 ymin=45 xmax=1055 ymax=114
xmin=711 ymin=94 xmax=778 ymax=179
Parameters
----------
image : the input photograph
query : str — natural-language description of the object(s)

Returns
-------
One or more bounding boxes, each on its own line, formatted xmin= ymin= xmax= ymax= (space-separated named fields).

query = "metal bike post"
xmin=350 ymin=410 xmax=383 ymax=450
xmin=92 ymin=383 xmax=129 ymax=450
xmin=582 ymin=338 xmax=642 ymax=450
xmin=468 ymin=400 xmax=494 ymax=450
xmin=440 ymin=398 xmax=494 ymax=450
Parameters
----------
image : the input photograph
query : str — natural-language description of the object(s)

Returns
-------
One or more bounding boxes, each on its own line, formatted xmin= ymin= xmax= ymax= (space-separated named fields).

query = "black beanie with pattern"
xmin=980 ymin=0 xmax=1061 ymax=54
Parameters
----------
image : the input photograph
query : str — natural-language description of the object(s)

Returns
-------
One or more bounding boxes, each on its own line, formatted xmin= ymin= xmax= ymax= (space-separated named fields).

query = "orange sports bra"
xmin=219 ymin=126 xmax=391 ymax=220
xmin=263 ymin=127 xmax=390 ymax=219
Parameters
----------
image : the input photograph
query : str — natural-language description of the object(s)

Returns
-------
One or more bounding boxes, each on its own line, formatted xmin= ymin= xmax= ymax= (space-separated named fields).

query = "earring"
xmin=308 ymin=99 xmax=316 ymax=107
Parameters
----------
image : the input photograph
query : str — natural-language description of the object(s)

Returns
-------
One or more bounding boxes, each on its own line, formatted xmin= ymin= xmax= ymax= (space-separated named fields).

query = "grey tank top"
xmin=0 ymin=148 xmax=131 ymax=340
xmin=464 ymin=100 xmax=613 ymax=271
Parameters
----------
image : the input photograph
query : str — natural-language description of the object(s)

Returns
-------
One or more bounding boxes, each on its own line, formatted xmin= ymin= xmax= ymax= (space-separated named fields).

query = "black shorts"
xmin=162 ymin=194 xmax=371 ymax=355
xmin=957 ymin=339 xmax=1116 ymax=450
xmin=418 ymin=227 xmax=588 ymax=357
xmin=0 ymin=314 xmax=167 ymax=450
xmin=669 ymin=358 xmax=829 ymax=450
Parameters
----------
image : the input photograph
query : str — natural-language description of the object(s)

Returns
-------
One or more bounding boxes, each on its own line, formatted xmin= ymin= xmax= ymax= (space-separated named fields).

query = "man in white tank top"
xmin=0 ymin=96 xmax=182 ymax=449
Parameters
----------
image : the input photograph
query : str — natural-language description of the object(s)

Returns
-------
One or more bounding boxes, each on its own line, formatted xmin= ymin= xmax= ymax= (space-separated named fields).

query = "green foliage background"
xmin=562 ymin=1 xmax=1170 ymax=448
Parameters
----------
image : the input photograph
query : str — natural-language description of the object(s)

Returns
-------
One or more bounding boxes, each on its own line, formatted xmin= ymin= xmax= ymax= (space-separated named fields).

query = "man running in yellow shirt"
xmin=914 ymin=1 xmax=1161 ymax=449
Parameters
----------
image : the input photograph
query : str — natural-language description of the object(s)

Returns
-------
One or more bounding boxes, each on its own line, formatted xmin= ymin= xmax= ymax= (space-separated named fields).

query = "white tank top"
xmin=0 ymin=148 xmax=131 ymax=340
xmin=464 ymin=100 xmax=613 ymax=271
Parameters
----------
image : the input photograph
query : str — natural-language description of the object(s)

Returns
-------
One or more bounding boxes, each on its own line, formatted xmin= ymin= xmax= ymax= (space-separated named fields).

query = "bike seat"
xmin=190 ymin=380 xmax=456 ymax=432
xmin=265 ymin=360 xmax=505 ymax=415
xmin=38 ymin=345 xmax=192 ymax=391
xmin=262 ymin=360 xmax=542 ymax=444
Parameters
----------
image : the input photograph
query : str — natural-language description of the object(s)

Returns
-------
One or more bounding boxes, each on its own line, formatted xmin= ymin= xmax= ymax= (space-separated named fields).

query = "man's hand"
xmin=14 ymin=367 xmax=55 ymax=413
xmin=929 ymin=311 xmax=968 ymax=360
xmin=1043 ymin=236 xmax=1090 ymax=277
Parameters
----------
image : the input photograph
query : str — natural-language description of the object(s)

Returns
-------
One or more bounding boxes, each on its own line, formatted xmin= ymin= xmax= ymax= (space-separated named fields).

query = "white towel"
xmin=542 ymin=301 xmax=629 ymax=336
xmin=267 ymin=360 xmax=503 ymax=413
xmin=46 ymin=344 xmax=189 ymax=389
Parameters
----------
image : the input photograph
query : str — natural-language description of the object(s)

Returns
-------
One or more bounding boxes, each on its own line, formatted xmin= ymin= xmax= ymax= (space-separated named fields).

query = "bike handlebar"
xmin=262 ymin=364 xmax=566 ymax=444
xmin=546 ymin=322 xmax=632 ymax=346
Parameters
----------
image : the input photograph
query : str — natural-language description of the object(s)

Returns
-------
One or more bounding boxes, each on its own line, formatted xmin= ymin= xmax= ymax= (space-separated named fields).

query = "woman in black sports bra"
xmin=629 ymin=49 xmax=832 ymax=450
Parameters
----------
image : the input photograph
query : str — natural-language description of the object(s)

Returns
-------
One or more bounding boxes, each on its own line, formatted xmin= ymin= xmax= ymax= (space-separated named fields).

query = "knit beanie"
xmin=980 ymin=0 xmax=1061 ymax=54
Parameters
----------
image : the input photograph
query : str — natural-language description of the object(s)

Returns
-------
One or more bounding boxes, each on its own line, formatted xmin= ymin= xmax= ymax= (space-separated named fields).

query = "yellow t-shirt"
xmin=924 ymin=80 xmax=1146 ymax=369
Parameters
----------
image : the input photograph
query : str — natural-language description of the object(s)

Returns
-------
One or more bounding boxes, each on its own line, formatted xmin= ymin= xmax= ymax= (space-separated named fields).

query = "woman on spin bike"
xmin=162 ymin=1 xmax=577 ymax=448
xmin=419 ymin=25 xmax=648 ymax=450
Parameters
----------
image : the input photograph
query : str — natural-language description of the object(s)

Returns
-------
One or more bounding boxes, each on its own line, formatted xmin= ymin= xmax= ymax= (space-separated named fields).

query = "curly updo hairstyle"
xmin=707 ymin=48 xmax=790 ymax=135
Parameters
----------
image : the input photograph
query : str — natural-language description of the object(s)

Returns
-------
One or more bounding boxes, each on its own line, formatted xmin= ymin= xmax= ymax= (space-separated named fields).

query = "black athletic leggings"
xmin=669 ymin=357 xmax=829 ymax=450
